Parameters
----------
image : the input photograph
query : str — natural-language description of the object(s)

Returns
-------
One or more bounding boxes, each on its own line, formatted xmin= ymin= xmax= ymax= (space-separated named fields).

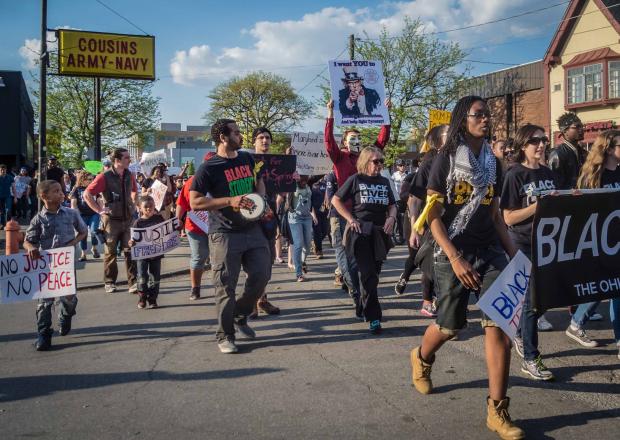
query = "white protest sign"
xmin=328 ymin=59 xmax=390 ymax=127
xmin=476 ymin=251 xmax=531 ymax=339
xmin=150 ymin=179 xmax=168 ymax=211
xmin=290 ymin=132 xmax=339 ymax=175
xmin=188 ymin=211 xmax=209 ymax=234
xmin=0 ymin=247 xmax=76 ymax=304
xmin=140 ymin=149 xmax=167 ymax=176
xmin=130 ymin=218 xmax=180 ymax=260
xmin=129 ymin=163 xmax=142 ymax=174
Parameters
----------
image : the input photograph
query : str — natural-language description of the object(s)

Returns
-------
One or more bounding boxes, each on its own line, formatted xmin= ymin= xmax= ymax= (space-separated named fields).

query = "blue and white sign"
xmin=476 ymin=251 xmax=532 ymax=339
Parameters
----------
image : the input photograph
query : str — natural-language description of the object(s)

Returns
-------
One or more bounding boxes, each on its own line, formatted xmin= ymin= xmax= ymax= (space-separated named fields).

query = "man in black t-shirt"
xmin=190 ymin=119 xmax=271 ymax=354
xmin=45 ymin=156 xmax=65 ymax=185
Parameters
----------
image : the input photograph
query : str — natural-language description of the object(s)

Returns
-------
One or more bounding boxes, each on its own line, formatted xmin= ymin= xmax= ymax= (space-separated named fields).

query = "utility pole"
xmin=349 ymin=34 xmax=355 ymax=60
xmin=94 ymin=77 xmax=101 ymax=160
xmin=38 ymin=0 xmax=48 ymax=189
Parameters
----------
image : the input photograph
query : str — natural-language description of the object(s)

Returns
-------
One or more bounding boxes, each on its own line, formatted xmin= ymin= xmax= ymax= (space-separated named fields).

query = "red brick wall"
xmin=487 ymin=89 xmax=546 ymax=140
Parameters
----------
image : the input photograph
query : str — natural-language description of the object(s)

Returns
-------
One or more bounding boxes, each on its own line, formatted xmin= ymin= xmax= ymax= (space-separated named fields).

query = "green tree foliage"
xmin=32 ymin=62 xmax=160 ymax=168
xmin=205 ymin=71 xmax=313 ymax=144
xmin=355 ymin=19 xmax=470 ymax=147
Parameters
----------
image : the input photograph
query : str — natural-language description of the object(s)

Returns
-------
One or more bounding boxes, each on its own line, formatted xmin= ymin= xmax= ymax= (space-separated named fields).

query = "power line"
xmin=297 ymin=47 xmax=348 ymax=93
xmin=94 ymin=0 xmax=150 ymax=35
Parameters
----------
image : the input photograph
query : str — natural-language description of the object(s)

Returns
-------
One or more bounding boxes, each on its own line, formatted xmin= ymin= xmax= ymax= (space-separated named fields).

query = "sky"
xmin=0 ymin=0 xmax=572 ymax=134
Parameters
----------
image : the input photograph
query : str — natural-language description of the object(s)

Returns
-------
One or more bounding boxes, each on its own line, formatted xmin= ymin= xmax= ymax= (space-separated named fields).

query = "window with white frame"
xmin=610 ymin=61 xmax=620 ymax=99
xmin=567 ymin=63 xmax=602 ymax=104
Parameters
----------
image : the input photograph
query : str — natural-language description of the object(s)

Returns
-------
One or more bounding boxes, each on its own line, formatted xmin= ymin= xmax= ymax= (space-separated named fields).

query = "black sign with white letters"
xmin=531 ymin=191 xmax=620 ymax=311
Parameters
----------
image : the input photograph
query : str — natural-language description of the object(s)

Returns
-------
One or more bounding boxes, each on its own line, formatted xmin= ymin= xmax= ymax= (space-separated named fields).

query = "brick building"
xmin=466 ymin=60 xmax=545 ymax=141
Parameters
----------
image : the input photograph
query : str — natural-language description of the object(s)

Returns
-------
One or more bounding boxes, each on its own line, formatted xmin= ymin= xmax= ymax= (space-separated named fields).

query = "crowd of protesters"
xmin=15 ymin=90 xmax=620 ymax=440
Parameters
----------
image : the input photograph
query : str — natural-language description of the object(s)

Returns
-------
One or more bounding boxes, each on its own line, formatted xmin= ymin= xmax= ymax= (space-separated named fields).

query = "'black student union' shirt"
xmin=500 ymin=163 xmax=556 ymax=246
xmin=335 ymin=173 xmax=396 ymax=226
xmin=427 ymin=152 xmax=502 ymax=249
xmin=190 ymin=151 xmax=256 ymax=232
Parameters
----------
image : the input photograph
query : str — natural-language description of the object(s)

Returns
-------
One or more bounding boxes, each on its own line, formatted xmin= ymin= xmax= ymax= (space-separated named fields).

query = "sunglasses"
xmin=467 ymin=111 xmax=491 ymax=120
xmin=527 ymin=136 xmax=549 ymax=146
xmin=371 ymin=158 xmax=385 ymax=165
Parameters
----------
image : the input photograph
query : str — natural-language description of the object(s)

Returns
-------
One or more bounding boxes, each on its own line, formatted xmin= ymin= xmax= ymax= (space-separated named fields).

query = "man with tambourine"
xmin=190 ymin=119 xmax=272 ymax=354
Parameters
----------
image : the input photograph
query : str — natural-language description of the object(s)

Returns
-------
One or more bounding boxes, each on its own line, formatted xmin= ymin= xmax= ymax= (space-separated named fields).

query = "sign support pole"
xmin=94 ymin=77 xmax=102 ymax=160
xmin=38 ymin=0 xmax=48 ymax=205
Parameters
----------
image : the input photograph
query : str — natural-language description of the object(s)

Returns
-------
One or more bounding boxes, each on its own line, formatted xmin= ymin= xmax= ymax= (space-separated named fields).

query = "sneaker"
xmin=137 ymin=293 xmax=147 ymax=309
xmin=334 ymin=274 xmax=344 ymax=287
xmin=35 ymin=333 xmax=52 ymax=351
xmin=394 ymin=275 xmax=407 ymax=295
xmin=78 ymin=253 xmax=87 ymax=262
xmin=235 ymin=323 xmax=256 ymax=340
xmin=218 ymin=339 xmax=239 ymax=354
xmin=537 ymin=314 xmax=553 ymax=331
xmin=369 ymin=320 xmax=382 ymax=334
xmin=297 ymin=276 xmax=305 ymax=282
xmin=420 ymin=303 xmax=437 ymax=318
xmin=258 ymin=300 xmax=280 ymax=315
xmin=189 ymin=288 xmax=201 ymax=301
xmin=59 ymin=316 xmax=72 ymax=336
xmin=128 ymin=284 xmax=138 ymax=294
xmin=589 ymin=313 xmax=603 ymax=322
xmin=513 ymin=336 xmax=524 ymax=359
xmin=521 ymin=356 xmax=554 ymax=381
xmin=91 ymin=247 xmax=100 ymax=258
xmin=147 ymin=299 xmax=158 ymax=309
xmin=104 ymin=283 xmax=117 ymax=293
xmin=565 ymin=324 xmax=598 ymax=347
xmin=275 ymin=257 xmax=284 ymax=264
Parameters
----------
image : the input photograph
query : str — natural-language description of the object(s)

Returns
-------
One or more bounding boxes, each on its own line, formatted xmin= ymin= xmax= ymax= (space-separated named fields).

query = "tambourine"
xmin=239 ymin=193 xmax=268 ymax=221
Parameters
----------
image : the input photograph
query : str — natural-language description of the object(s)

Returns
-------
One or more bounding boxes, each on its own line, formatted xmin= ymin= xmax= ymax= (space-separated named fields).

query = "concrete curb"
xmin=76 ymin=267 xmax=190 ymax=292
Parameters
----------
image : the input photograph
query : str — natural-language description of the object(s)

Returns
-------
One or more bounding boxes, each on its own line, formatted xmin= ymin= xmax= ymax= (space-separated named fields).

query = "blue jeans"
xmin=289 ymin=216 xmax=313 ymax=278
xmin=511 ymin=238 xmax=540 ymax=361
xmin=573 ymin=299 xmax=620 ymax=343
xmin=79 ymin=214 xmax=101 ymax=251
xmin=0 ymin=196 xmax=12 ymax=225
xmin=187 ymin=230 xmax=210 ymax=270
xmin=329 ymin=215 xmax=360 ymax=295
xmin=36 ymin=295 xmax=78 ymax=336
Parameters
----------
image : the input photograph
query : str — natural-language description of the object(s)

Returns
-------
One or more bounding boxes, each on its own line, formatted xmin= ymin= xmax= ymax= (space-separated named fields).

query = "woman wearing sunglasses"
xmin=500 ymin=124 xmax=557 ymax=382
xmin=332 ymin=147 xmax=397 ymax=334
xmin=410 ymin=96 xmax=523 ymax=439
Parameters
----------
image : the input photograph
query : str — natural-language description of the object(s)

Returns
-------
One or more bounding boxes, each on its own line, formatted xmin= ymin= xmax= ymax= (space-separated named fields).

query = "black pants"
xmin=312 ymin=211 xmax=328 ymax=253
xmin=136 ymin=257 xmax=162 ymax=300
xmin=353 ymin=234 xmax=383 ymax=322
xmin=402 ymin=245 xmax=434 ymax=302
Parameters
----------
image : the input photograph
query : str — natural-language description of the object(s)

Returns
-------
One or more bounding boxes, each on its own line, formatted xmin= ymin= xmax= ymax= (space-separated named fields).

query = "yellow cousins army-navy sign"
xmin=57 ymin=29 xmax=155 ymax=80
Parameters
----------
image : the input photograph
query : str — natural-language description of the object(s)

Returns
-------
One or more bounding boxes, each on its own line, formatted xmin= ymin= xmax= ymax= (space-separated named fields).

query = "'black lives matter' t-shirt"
xmin=190 ymin=151 xmax=256 ymax=233
xmin=427 ymin=152 xmax=502 ymax=249
xmin=601 ymin=167 xmax=620 ymax=189
xmin=500 ymin=163 xmax=556 ymax=245
xmin=335 ymin=173 xmax=395 ymax=226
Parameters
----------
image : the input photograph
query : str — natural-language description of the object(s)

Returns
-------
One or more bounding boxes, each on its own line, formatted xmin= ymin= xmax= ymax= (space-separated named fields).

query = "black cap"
xmin=48 ymin=155 xmax=57 ymax=161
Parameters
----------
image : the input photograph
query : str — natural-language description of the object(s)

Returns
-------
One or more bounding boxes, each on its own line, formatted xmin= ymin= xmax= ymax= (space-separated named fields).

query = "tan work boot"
xmin=486 ymin=397 xmax=525 ymax=440
xmin=410 ymin=347 xmax=433 ymax=394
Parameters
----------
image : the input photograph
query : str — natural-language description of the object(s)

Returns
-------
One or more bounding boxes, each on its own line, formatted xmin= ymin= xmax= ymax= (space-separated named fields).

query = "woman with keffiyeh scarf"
xmin=409 ymin=96 xmax=524 ymax=440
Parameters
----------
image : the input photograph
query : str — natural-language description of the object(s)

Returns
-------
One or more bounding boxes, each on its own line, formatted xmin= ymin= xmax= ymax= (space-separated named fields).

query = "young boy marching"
xmin=129 ymin=196 xmax=165 ymax=309
xmin=24 ymin=180 xmax=87 ymax=351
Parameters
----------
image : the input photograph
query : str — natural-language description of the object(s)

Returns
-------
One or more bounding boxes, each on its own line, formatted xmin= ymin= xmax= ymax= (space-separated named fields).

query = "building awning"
xmin=564 ymin=48 xmax=620 ymax=68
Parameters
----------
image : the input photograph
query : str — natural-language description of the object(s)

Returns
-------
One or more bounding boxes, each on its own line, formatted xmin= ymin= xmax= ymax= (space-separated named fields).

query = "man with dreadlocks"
xmin=409 ymin=96 xmax=524 ymax=439
xmin=549 ymin=112 xmax=587 ymax=190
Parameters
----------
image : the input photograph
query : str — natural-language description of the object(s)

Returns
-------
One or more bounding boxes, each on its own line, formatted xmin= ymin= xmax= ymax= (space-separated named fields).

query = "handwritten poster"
xmin=150 ymin=179 xmax=168 ymax=211
xmin=290 ymin=132 xmax=338 ymax=175
xmin=0 ymin=247 xmax=76 ymax=304
xmin=130 ymin=218 xmax=180 ymax=260
xmin=140 ymin=149 xmax=167 ymax=177
xmin=476 ymin=251 xmax=531 ymax=339
xmin=328 ymin=59 xmax=390 ymax=127
xmin=253 ymin=154 xmax=297 ymax=193
xmin=188 ymin=211 xmax=209 ymax=234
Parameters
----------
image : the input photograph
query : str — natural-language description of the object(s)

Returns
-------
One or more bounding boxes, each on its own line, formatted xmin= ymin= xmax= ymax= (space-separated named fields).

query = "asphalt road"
xmin=1 ymin=246 xmax=619 ymax=440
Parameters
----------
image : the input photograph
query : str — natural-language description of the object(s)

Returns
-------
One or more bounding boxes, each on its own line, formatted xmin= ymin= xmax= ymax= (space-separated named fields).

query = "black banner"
xmin=531 ymin=191 xmax=620 ymax=311
xmin=253 ymin=154 xmax=297 ymax=194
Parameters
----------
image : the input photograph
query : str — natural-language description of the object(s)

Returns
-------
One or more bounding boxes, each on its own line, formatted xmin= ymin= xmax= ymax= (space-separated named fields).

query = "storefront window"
xmin=610 ymin=61 xmax=620 ymax=99
xmin=567 ymin=63 xmax=602 ymax=104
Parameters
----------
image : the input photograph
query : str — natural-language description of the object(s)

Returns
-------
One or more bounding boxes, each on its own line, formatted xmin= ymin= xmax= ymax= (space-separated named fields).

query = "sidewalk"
xmin=0 ymin=224 xmax=192 ymax=291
